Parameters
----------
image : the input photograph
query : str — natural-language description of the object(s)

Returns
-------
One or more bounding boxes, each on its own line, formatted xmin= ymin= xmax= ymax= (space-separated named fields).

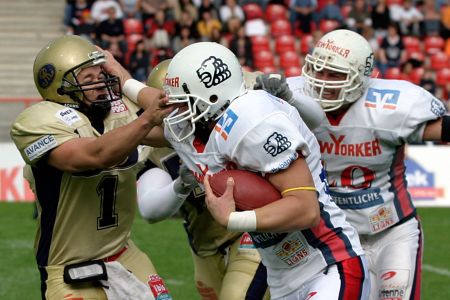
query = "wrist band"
xmin=123 ymin=79 xmax=147 ymax=104
xmin=281 ymin=186 xmax=316 ymax=196
xmin=227 ymin=211 xmax=257 ymax=232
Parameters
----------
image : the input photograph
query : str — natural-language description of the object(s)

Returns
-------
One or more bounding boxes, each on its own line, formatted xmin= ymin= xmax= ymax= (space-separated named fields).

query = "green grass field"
xmin=0 ymin=202 xmax=449 ymax=299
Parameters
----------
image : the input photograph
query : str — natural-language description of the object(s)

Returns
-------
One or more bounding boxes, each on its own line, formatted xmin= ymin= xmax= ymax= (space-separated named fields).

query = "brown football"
xmin=209 ymin=169 xmax=281 ymax=211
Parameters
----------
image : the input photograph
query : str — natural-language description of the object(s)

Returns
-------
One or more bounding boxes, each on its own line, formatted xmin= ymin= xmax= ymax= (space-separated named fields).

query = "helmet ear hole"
xmin=209 ymin=95 xmax=218 ymax=103
xmin=57 ymin=87 xmax=66 ymax=95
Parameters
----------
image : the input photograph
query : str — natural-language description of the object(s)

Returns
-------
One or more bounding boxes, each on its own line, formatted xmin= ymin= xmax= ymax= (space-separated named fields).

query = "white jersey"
xmin=287 ymin=77 xmax=447 ymax=235
xmin=166 ymin=89 xmax=363 ymax=298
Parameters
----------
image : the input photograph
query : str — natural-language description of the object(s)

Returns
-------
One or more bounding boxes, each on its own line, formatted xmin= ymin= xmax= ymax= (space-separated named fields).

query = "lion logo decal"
xmin=196 ymin=56 xmax=231 ymax=88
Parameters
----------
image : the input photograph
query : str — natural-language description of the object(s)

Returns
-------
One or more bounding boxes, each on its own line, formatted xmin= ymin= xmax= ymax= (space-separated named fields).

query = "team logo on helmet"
xmin=196 ymin=56 xmax=231 ymax=88
xmin=37 ymin=64 xmax=56 ymax=89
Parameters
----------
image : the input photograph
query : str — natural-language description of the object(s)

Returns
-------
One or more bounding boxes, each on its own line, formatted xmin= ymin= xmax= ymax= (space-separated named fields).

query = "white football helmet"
xmin=164 ymin=42 xmax=246 ymax=142
xmin=302 ymin=29 xmax=374 ymax=112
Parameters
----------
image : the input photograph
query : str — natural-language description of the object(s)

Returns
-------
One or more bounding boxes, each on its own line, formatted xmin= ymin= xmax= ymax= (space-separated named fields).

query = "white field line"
xmin=423 ymin=264 xmax=450 ymax=277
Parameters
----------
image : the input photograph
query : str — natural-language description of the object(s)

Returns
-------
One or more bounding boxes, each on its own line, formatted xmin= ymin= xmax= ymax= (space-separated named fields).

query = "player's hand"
xmin=99 ymin=48 xmax=132 ymax=87
xmin=204 ymin=175 xmax=236 ymax=227
xmin=140 ymin=90 xmax=174 ymax=126
xmin=254 ymin=74 xmax=294 ymax=104
xmin=173 ymin=163 xmax=197 ymax=194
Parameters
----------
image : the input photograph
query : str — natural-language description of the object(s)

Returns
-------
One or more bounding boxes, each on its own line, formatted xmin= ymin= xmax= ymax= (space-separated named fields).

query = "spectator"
xmin=175 ymin=10 xmax=200 ymax=39
xmin=198 ymin=0 xmax=220 ymax=20
xmin=129 ymin=39 xmax=151 ymax=81
xmin=119 ymin=0 xmax=142 ymax=19
xmin=140 ymin=0 xmax=169 ymax=25
xmin=421 ymin=0 xmax=441 ymax=36
xmin=172 ymin=25 xmax=196 ymax=52
xmin=290 ymin=0 xmax=317 ymax=34
xmin=346 ymin=0 xmax=372 ymax=34
xmin=420 ymin=67 xmax=437 ymax=94
xmin=229 ymin=25 xmax=253 ymax=68
xmin=107 ymin=40 xmax=127 ymax=67
xmin=219 ymin=0 xmax=245 ymax=23
xmin=440 ymin=0 xmax=450 ymax=39
xmin=174 ymin=0 xmax=198 ymax=21
xmin=95 ymin=6 xmax=127 ymax=52
xmin=394 ymin=0 xmax=423 ymax=36
xmin=197 ymin=9 xmax=222 ymax=41
xmin=370 ymin=0 xmax=391 ymax=38
xmin=146 ymin=9 xmax=175 ymax=49
xmin=71 ymin=10 xmax=97 ymax=42
xmin=90 ymin=0 xmax=124 ymax=23
xmin=315 ymin=0 xmax=345 ymax=27
xmin=378 ymin=22 xmax=407 ymax=76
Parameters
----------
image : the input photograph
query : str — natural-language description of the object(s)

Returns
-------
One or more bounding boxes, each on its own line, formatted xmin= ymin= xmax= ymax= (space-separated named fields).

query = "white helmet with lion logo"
xmin=164 ymin=42 xmax=246 ymax=142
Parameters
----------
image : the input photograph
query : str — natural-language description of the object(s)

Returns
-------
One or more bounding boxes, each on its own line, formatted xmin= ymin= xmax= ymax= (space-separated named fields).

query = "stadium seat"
xmin=402 ymin=36 xmax=421 ymax=53
xmin=430 ymin=51 xmax=449 ymax=69
xmin=265 ymin=4 xmax=288 ymax=23
xmin=123 ymin=18 xmax=144 ymax=35
xmin=300 ymin=34 xmax=313 ymax=55
xmin=126 ymin=33 xmax=144 ymax=53
xmin=424 ymin=36 xmax=445 ymax=55
xmin=283 ymin=66 xmax=302 ymax=77
xmin=384 ymin=67 xmax=403 ymax=80
xmin=251 ymin=35 xmax=271 ymax=53
xmin=279 ymin=51 xmax=301 ymax=69
xmin=270 ymin=19 xmax=292 ymax=37
xmin=408 ymin=67 xmax=424 ymax=85
xmin=406 ymin=51 xmax=425 ymax=63
xmin=275 ymin=35 xmax=296 ymax=53
xmin=243 ymin=3 xmax=264 ymax=20
xmin=386 ymin=0 xmax=403 ymax=6
xmin=340 ymin=5 xmax=352 ymax=19
xmin=253 ymin=50 xmax=276 ymax=68
xmin=436 ymin=68 xmax=450 ymax=86
xmin=319 ymin=19 xmax=340 ymax=33
xmin=260 ymin=65 xmax=278 ymax=74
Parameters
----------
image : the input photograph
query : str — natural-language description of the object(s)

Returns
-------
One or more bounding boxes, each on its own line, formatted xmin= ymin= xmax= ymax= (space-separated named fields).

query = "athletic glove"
xmin=254 ymin=74 xmax=294 ymax=104
xmin=173 ymin=163 xmax=197 ymax=195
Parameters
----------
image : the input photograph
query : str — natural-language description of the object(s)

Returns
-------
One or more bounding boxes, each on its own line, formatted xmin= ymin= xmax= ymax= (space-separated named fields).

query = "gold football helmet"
xmin=147 ymin=59 xmax=171 ymax=90
xmin=33 ymin=35 xmax=121 ymax=109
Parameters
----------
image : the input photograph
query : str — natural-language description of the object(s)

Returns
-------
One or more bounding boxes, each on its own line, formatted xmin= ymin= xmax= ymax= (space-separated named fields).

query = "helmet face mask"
xmin=163 ymin=42 xmax=246 ymax=142
xmin=302 ymin=29 xmax=374 ymax=112
xmin=34 ymin=35 xmax=121 ymax=119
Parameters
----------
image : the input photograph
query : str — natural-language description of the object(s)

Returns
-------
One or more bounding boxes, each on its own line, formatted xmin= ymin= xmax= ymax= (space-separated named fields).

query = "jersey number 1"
xmin=97 ymin=175 xmax=119 ymax=229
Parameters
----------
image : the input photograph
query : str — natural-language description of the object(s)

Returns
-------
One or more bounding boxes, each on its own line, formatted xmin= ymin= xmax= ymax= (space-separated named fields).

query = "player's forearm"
xmin=254 ymin=195 xmax=320 ymax=232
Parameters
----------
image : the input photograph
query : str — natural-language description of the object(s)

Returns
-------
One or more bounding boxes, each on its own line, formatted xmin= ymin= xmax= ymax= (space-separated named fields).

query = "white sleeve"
xmin=289 ymin=92 xmax=326 ymax=130
xmin=137 ymin=168 xmax=188 ymax=223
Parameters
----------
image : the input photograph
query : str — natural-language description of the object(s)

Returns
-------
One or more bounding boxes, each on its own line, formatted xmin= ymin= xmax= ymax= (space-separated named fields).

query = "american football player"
xmin=10 ymin=35 xmax=173 ymax=300
xmin=160 ymin=41 xmax=370 ymax=299
xmin=256 ymin=29 xmax=449 ymax=300
xmin=136 ymin=59 xmax=270 ymax=300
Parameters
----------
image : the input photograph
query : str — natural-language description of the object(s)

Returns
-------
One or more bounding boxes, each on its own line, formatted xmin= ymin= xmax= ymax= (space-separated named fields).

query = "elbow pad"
xmin=290 ymin=93 xmax=326 ymax=131
xmin=137 ymin=168 xmax=187 ymax=223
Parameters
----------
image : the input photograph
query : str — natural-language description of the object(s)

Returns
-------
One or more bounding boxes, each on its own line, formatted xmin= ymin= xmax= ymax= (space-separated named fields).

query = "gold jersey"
xmin=10 ymin=98 xmax=146 ymax=267
xmin=145 ymin=147 xmax=241 ymax=257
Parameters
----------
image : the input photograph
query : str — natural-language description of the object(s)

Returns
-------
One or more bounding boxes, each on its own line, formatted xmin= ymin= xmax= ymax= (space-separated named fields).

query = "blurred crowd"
xmin=64 ymin=0 xmax=450 ymax=105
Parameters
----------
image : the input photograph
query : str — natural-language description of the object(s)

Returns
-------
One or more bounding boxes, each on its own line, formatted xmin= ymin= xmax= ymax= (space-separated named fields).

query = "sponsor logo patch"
xmin=111 ymin=100 xmax=128 ymax=113
xmin=55 ymin=108 xmax=82 ymax=126
xmin=214 ymin=109 xmax=238 ymax=140
xmin=430 ymin=98 xmax=446 ymax=117
xmin=264 ymin=132 xmax=291 ymax=157
xmin=331 ymin=188 xmax=384 ymax=209
xmin=239 ymin=232 xmax=256 ymax=249
xmin=365 ymin=88 xmax=400 ymax=110
xmin=147 ymin=274 xmax=171 ymax=299
xmin=24 ymin=135 xmax=58 ymax=161
xmin=369 ymin=206 xmax=395 ymax=233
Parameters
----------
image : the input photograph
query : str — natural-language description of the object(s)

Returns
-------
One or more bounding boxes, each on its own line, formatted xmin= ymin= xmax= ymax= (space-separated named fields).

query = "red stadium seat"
xmin=260 ymin=65 xmax=278 ymax=74
xmin=436 ymin=68 xmax=450 ymax=86
xmin=123 ymin=18 xmax=143 ymax=35
xmin=386 ymin=0 xmax=403 ymax=6
xmin=275 ymin=35 xmax=296 ymax=53
xmin=251 ymin=35 xmax=271 ymax=53
xmin=126 ymin=33 xmax=144 ymax=52
xmin=319 ymin=19 xmax=340 ymax=33
xmin=279 ymin=51 xmax=301 ymax=69
xmin=402 ymin=36 xmax=421 ymax=52
xmin=265 ymin=4 xmax=288 ymax=23
xmin=408 ymin=67 xmax=424 ymax=85
xmin=384 ymin=67 xmax=403 ymax=80
xmin=283 ymin=66 xmax=302 ymax=77
xmin=340 ymin=5 xmax=352 ymax=19
xmin=243 ymin=3 xmax=264 ymax=20
xmin=406 ymin=51 xmax=425 ymax=63
xmin=254 ymin=50 xmax=276 ymax=68
xmin=424 ymin=36 xmax=445 ymax=55
xmin=430 ymin=51 xmax=449 ymax=69
xmin=270 ymin=19 xmax=292 ymax=37
xmin=300 ymin=34 xmax=314 ymax=55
